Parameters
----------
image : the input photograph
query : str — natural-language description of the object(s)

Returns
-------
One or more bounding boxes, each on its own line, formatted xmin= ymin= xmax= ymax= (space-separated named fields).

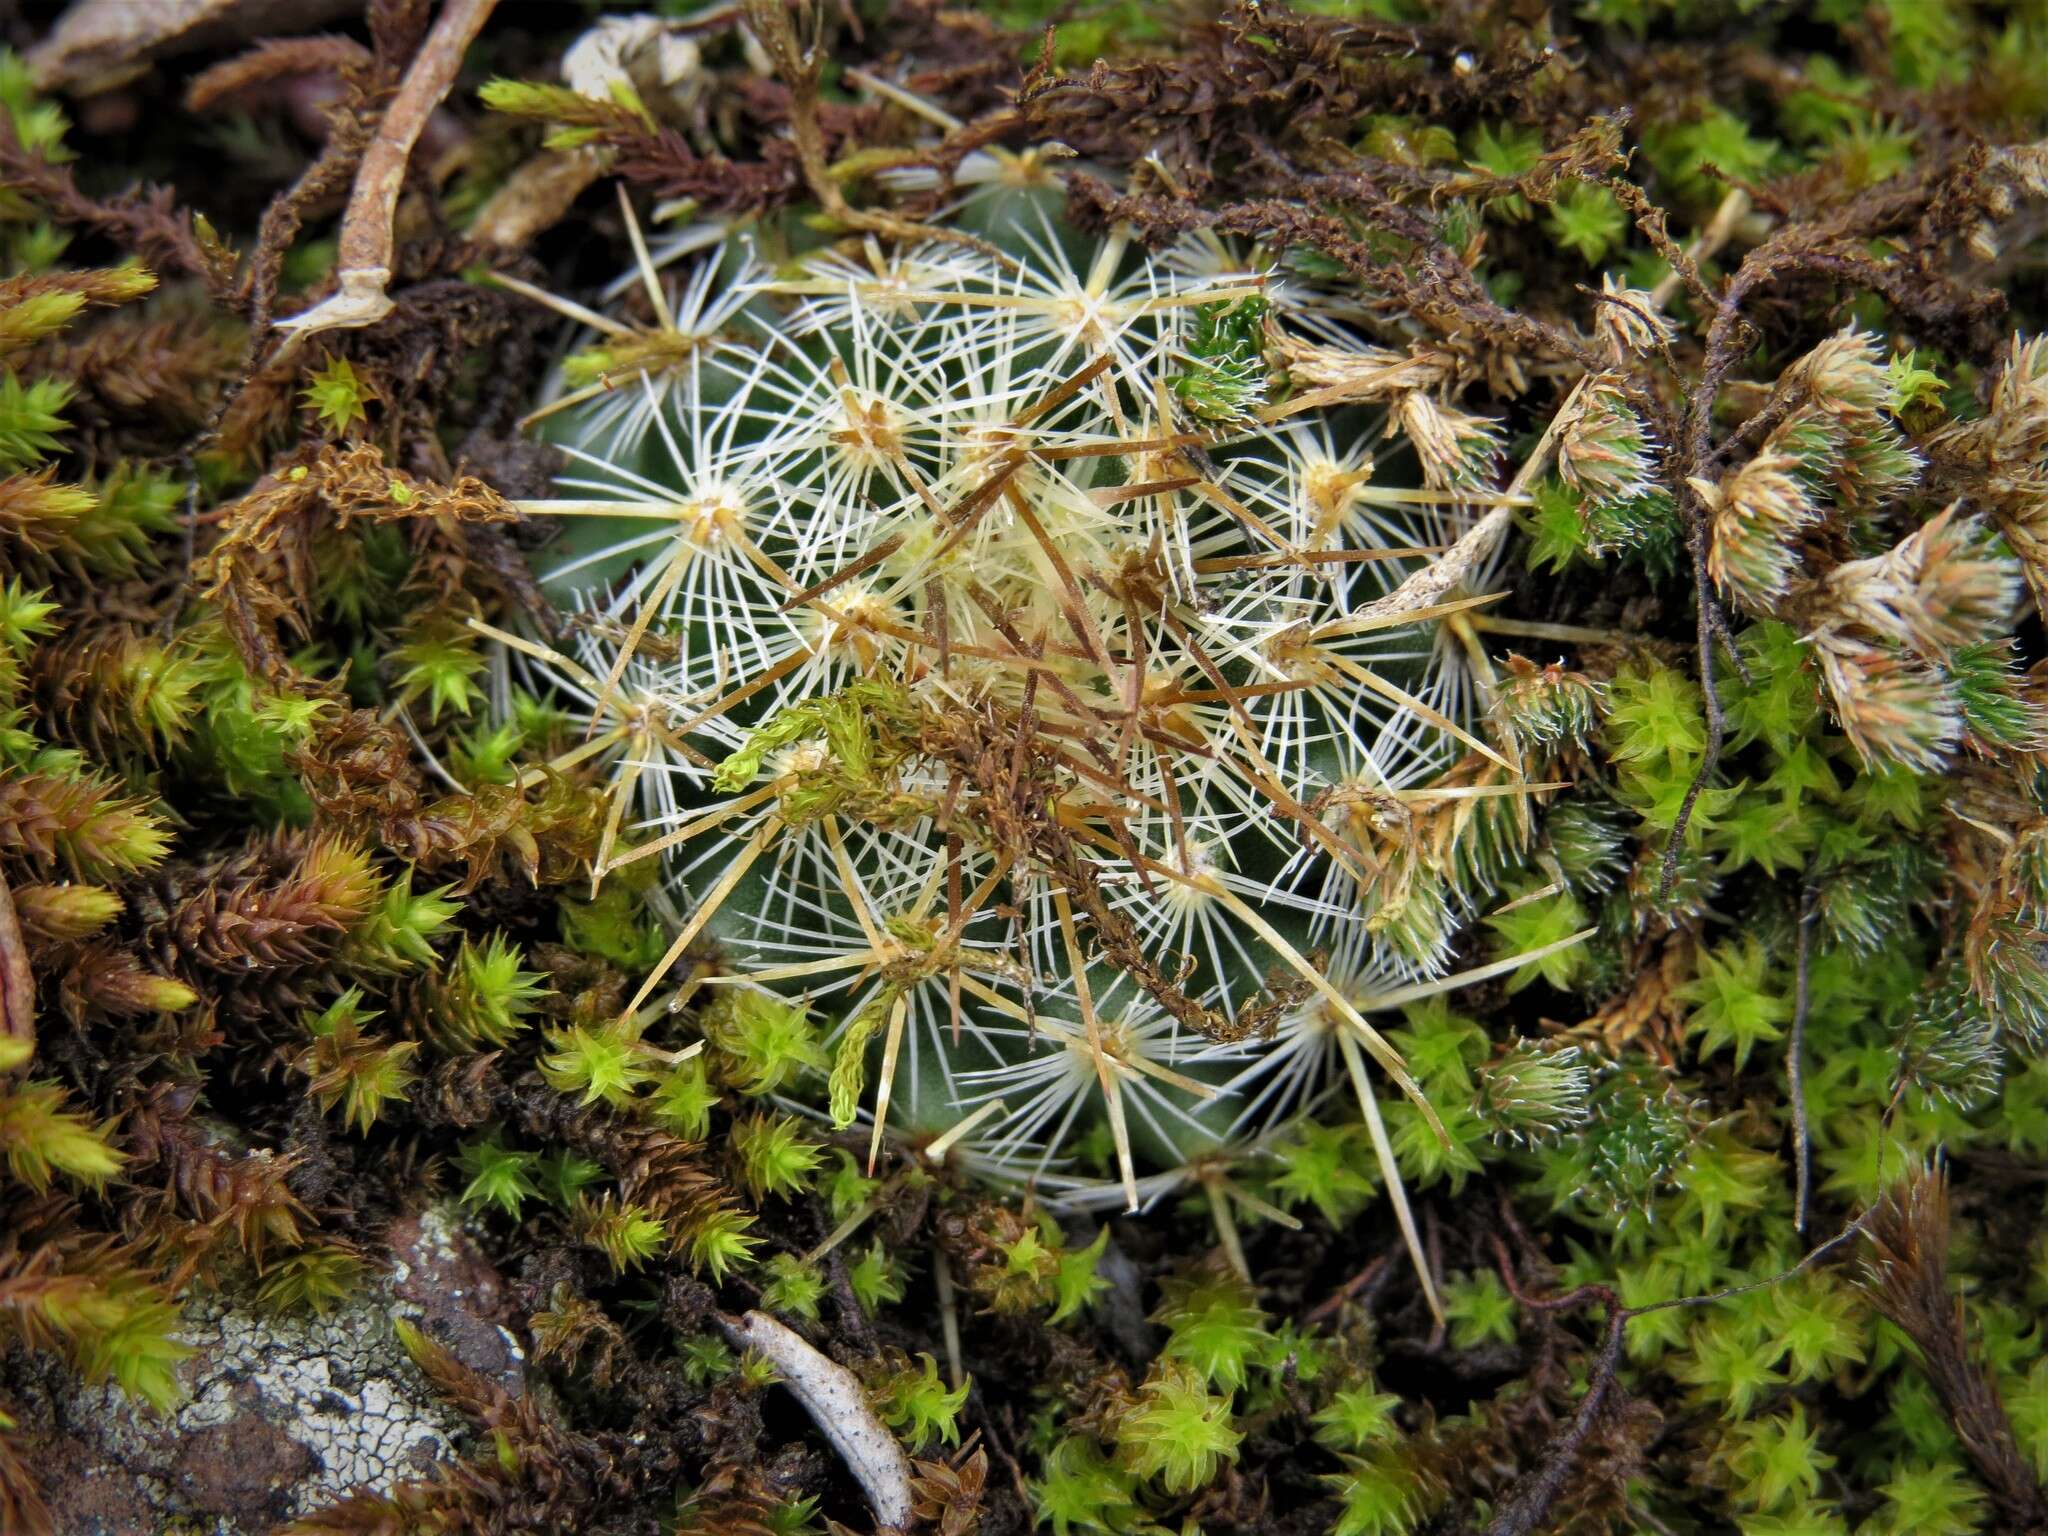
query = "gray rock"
xmin=4 ymin=1204 xmax=524 ymax=1536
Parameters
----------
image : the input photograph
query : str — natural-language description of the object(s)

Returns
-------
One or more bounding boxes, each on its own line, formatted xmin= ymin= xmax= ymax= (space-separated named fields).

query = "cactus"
xmin=506 ymin=197 xmax=1576 ymax=1305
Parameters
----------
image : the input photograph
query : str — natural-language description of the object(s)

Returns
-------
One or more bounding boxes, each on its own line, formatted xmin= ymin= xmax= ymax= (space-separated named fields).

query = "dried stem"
xmin=1657 ymin=527 xmax=1730 ymax=900
xmin=1303 ymin=1253 xmax=1389 ymax=1326
xmin=1484 ymin=1173 xmax=1890 ymax=1535
xmin=1481 ymin=1306 xmax=1625 ymax=1536
xmin=276 ymin=0 xmax=500 ymax=340
xmin=0 ymin=867 xmax=32 ymax=1071
xmin=1790 ymin=885 xmax=1817 ymax=1233
xmin=717 ymin=1309 xmax=915 ymax=1528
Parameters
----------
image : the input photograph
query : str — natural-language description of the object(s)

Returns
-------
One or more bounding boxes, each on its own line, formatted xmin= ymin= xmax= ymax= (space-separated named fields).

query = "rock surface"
xmin=3 ymin=1205 xmax=523 ymax=1535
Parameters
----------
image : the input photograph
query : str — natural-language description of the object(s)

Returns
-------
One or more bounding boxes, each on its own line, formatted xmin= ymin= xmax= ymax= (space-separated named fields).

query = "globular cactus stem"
xmin=506 ymin=188 xmax=1574 ymax=1306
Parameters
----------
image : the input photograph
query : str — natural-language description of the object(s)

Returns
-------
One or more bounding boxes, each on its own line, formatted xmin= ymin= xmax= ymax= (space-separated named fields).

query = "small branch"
xmin=1482 ymin=1306 xmax=1624 ymax=1536
xmin=276 ymin=0 xmax=499 ymax=340
xmin=717 ymin=1309 xmax=915 ymax=1530
xmin=1483 ymin=1179 xmax=1883 ymax=1535
xmin=1631 ymin=1206 xmax=1876 ymax=1320
xmin=1491 ymin=1240 xmax=1616 ymax=1321
xmin=1709 ymin=601 xmax=1753 ymax=687
xmin=1484 ymin=1242 xmax=1624 ymax=1536
xmin=1646 ymin=185 xmax=1752 ymax=313
xmin=1304 ymin=1253 xmax=1389 ymax=1327
xmin=1656 ymin=164 xmax=1990 ymax=884
xmin=1790 ymin=885 xmax=1818 ymax=1233
xmin=0 ymin=867 xmax=33 ymax=1072
xmin=1657 ymin=500 xmax=1728 ymax=901
xmin=824 ymin=1246 xmax=880 ymax=1352
xmin=1706 ymin=376 xmax=1806 ymax=472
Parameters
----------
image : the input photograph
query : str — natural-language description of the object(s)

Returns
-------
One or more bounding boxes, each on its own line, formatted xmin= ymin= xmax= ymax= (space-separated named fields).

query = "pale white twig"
xmin=277 ymin=0 xmax=500 ymax=341
xmin=717 ymin=1309 xmax=915 ymax=1528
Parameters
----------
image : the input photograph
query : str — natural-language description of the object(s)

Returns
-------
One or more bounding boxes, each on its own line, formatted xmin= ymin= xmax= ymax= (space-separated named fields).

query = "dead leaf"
xmin=28 ymin=0 xmax=359 ymax=95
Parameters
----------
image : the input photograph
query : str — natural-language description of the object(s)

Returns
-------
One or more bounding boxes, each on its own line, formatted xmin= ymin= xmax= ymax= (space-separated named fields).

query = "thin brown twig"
xmin=1634 ymin=1205 xmax=1877 ymax=1320
xmin=1710 ymin=601 xmax=1755 ymax=687
xmin=1481 ymin=1309 xmax=1623 ymax=1536
xmin=1790 ymin=884 xmax=1818 ymax=1233
xmin=1640 ymin=168 xmax=1993 ymax=895
xmin=1483 ymin=1242 xmax=1625 ymax=1536
xmin=1303 ymin=1253 xmax=1390 ymax=1326
xmin=1483 ymin=1170 xmax=1887 ymax=1536
xmin=1658 ymin=517 xmax=1729 ymax=901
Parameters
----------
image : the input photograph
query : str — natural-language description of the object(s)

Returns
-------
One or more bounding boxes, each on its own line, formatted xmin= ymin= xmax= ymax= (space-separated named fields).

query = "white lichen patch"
xmin=39 ymin=1281 xmax=473 ymax=1528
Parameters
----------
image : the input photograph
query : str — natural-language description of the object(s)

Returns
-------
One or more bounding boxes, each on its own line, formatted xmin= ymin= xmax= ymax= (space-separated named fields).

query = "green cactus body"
xmin=518 ymin=200 xmax=1518 ymax=1205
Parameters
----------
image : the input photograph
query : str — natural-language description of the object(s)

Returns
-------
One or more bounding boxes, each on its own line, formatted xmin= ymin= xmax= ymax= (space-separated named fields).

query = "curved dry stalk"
xmin=0 ymin=868 xmax=33 ymax=1073
xmin=718 ymin=1309 xmax=916 ymax=1529
xmin=276 ymin=0 xmax=499 ymax=341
